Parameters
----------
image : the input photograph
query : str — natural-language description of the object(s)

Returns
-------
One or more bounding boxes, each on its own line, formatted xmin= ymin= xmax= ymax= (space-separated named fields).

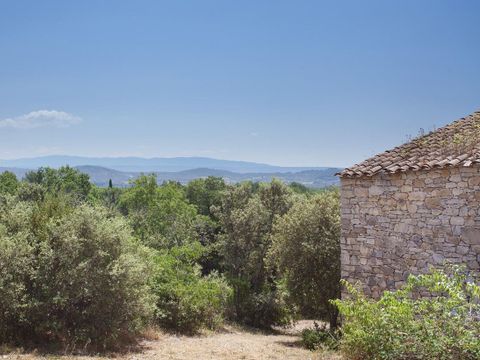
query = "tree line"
xmin=0 ymin=167 xmax=340 ymax=350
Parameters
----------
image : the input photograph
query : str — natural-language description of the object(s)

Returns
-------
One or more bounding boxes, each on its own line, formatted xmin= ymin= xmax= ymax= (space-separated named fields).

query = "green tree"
xmin=258 ymin=179 xmax=293 ymax=226
xmin=214 ymin=180 xmax=294 ymax=327
xmin=0 ymin=171 xmax=19 ymax=195
xmin=288 ymin=181 xmax=311 ymax=194
xmin=119 ymin=175 xmax=198 ymax=249
xmin=119 ymin=174 xmax=157 ymax=213
xmin=25 ymin=166 xmax=91 ymax=199
xmin=186 ymin=176 xmax=226 ymax=217
xmin=186 ymin=177 xmax=227 ymax=274
xmin=88 ymin=184 xmax=123 ymax=211
xmin=270 ymin=190 xmax=340 ymax=328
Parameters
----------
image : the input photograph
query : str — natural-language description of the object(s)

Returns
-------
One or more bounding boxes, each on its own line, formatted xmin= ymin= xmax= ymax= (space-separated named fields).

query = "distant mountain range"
xmin=0 ymin=155 xmax=333 ymax=173
xmin=0 ymin=156 xmax=341 ymax=188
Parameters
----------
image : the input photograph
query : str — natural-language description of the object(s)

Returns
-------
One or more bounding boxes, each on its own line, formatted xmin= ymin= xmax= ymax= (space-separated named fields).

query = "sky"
xmin=0 ymin=0 xmax=479 ymax=167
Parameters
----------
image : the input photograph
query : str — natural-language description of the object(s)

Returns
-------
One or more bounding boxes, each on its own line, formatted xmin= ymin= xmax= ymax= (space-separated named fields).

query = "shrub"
xmin=151 ymin=243 xmax=232 ymax=333
xmin=302 ymin=322 xmax=340 ymax=351
xmin=0 ymin=197 xmax=155 ymax=349
xmin=334 ymin=266 xmax=480 ymax=360
xmin=227 ymin=278 xmax=294 ymax=328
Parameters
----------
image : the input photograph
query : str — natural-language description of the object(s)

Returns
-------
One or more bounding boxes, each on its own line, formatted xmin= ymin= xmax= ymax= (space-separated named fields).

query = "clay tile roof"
xmin=338 ymin=110 xmax=480 ymax=178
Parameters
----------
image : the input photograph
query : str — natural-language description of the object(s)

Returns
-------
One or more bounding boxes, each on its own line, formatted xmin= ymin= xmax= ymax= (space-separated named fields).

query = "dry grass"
xmin=0 ymin=321 xmax=343 ymax=360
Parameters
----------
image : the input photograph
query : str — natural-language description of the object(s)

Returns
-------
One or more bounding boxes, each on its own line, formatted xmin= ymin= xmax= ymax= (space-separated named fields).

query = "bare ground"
xmin=1 ymin=321 xmax=342 ymax=360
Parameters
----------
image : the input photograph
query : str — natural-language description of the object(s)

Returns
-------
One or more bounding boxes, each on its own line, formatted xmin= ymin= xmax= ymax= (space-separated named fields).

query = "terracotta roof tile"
xmin=338 ymin=110 xmax=480 ymax=178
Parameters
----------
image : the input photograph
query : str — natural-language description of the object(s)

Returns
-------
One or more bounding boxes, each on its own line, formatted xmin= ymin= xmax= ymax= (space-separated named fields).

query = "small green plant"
xmin=334 ymin=266 xmax=480 ymax=360
xmin=301 ymin=322 xmax=340 ymax=351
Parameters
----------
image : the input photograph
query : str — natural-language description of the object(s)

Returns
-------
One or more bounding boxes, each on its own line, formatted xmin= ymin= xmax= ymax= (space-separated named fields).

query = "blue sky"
xmin=0 ymin=0 xmax=479 ymax=167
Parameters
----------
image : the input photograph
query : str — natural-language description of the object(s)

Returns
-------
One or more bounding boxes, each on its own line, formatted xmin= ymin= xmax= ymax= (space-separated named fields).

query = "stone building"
xmin=338 ymin=111 xmax=480 ymax=298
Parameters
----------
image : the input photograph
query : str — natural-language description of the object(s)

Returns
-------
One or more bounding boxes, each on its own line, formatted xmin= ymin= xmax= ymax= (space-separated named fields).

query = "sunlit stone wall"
xmin=340 ymin=167 xmax=480 ymax=298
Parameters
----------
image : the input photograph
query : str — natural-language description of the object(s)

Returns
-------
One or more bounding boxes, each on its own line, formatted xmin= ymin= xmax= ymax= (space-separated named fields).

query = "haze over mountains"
xmin=0 ymin=156 xmax=340 ymax=188
xmin=0 ymin=155 xmax=332 ymax=173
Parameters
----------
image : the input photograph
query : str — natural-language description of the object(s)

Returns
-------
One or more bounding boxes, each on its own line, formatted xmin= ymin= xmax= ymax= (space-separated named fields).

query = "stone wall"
xmin=340 ymin=166 xmax=480 ymax=298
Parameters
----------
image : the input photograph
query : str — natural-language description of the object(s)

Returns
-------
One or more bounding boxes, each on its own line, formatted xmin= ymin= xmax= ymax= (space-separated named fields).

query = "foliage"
xmin=16 ymin=182 xmax=46 ymax=202
xmin=194 ymin=215 xmax=224 ymax=275
xmin=0 ymin=171 xmax=19 ymax=195
xmin=214 ymin=180 xmax=295 ymax=327
xmin=119 ymin=175 xmax=198 ymax=249
xmin=185 ymin=177 xmax=227 ymax=274
xmin=0 ymin=170 xmax=344 ymax=348
xmin=302 ymin=322 xmax=340 ymax=351
xmin=288 ymin=181 xmax=309 ymax=194
xmin=186 ymin=176 xmax=226 ymax=217
xmin=270 ymin=190 xmax=340 ymax=328
xmin=119 ymin=176 xmax=233 ymax=333
xmin=334 ymin=266 xmax=480 ymax=360
xmin=151 ymin=242 xmax=232 ymax=333
xmin=24 ymin=166 xmax=91 ymax=200
xmin=90 ymin=184 xmax=123 ymax=210
xmin=227 ymin=277 xmax=294 ymax=328
xmin=0 ymin=196 xmax=155 ymax=349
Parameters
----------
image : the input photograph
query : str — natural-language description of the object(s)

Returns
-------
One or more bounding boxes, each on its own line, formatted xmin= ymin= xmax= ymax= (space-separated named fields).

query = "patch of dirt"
xmin=2 ymin=321 xmax=342 ymax=360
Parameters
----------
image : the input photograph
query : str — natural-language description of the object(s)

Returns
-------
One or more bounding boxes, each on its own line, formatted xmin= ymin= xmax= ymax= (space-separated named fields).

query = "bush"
xmin=151 ymin=243 xmax=232 ymax=333
xmin=269 ymin=190 xmax=340 ymax=328
xmin=302 ymin=322 xmax=340 ymax=351
xmin=334 ymin=266 xmax=480 ymax=360
xmin=0 ymin=197 xmax=155 ymax=349
xmin=227 ymin=278 xmax=294 ymax=328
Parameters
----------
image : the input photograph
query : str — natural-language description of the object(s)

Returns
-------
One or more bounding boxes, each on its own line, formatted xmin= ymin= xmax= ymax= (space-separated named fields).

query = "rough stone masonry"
xmin=340 ymin=166 xmax=480 ymax=298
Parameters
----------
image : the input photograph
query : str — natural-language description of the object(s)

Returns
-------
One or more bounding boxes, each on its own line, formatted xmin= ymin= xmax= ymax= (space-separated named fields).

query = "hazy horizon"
xmin=1 ymin=1 xmax=479 ymax=167
xmin=0 ymin=154 xmax=341 ymax=188
xmin=0 ymin=154 xmax=342 ymax=169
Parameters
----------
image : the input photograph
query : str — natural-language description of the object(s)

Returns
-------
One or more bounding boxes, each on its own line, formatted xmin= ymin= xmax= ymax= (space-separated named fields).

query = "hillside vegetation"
xmin=0 ymin=167 xmax=340 ymax=351
xmin=0 ymin=165 xmax=340 ymax=188
xmin=1 ymin=167 xmax=478 ymax=360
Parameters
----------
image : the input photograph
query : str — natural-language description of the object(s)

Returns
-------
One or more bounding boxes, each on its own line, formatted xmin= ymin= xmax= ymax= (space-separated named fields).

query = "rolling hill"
xmin=77 ymin=166 xmax=340 ymax=188
xmin=0 ymin=155 xmax=333 ymax=173
xmin=0 ymin=157 xmax=341 ymax=188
